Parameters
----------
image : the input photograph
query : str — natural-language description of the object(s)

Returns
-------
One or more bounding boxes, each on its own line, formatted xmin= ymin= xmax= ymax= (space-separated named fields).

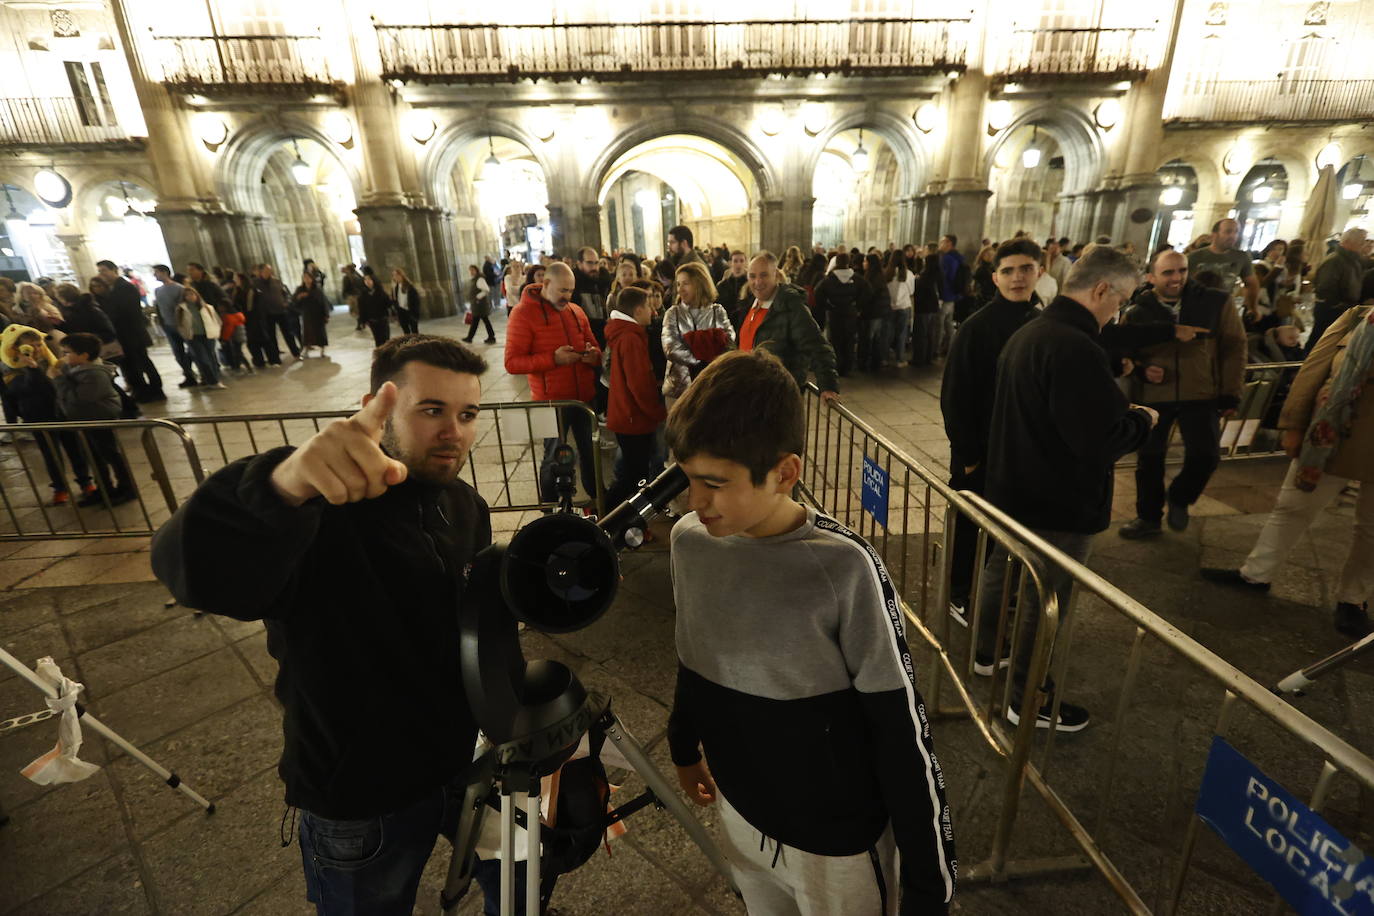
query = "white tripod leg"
xmin=525 ymin=788 xmax=541 ymax=916
xmin=501 ymin=787 xmax=519 ymax=916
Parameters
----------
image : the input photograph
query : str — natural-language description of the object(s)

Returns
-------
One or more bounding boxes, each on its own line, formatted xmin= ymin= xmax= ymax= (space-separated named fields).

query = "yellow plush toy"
xmin=1 ymin=323 xmax=58 ymax=380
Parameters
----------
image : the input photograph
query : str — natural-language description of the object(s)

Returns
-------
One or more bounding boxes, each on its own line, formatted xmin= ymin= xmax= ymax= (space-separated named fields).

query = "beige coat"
xmin=1278 ymin=305 xmax=1374 ymax=482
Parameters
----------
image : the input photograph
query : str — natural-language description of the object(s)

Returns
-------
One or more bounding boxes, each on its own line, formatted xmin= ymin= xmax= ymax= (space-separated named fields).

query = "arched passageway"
xmin=811 ymin=128 xmax=903 ymax=250
xmin=597 ymin=134 xmax=757 ymax=256
xmin=1153 ymin=161 xmax=1200 ymax=250
xmin=1235 ymin=158 xmax=1288 ymax=252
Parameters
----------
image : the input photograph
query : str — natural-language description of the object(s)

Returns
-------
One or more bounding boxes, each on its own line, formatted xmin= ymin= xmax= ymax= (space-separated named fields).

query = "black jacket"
xmin=391 ymin=283 xmax=422 ymax=319
xmin=151 ymin=447 xmax=492 ymax=819
xmin=357 ymin=287 xmax=393 ymax=323
xmin=940 ymin=294 xmax=1039 ymax=469
xmin=715 ymin=273 xmax=751 ymax=330
xmin=986 ymin=297 xmax=1154 ymax=534
xmin=104 ymin=277 xmax=151 ymax=348
xmin=814 ymin=271 xmax=866 ymax=323
xmin=192 ymin=277 xmax=227 ymax=313
xmin=914 ymin=255 xmax=942 ymax=314
xmin=59 ymin=302 xmax=117 ymax=343
xmin=859 ymin=272 xmax=891 ymax=321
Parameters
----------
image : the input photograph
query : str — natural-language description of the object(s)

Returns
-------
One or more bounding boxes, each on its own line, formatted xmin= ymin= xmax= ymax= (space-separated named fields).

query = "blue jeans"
xmin=186 ymin=336 xmax=220 ymax=385
xmin=888 ymin=308 xmax=913 ymax=364
xmin=298 ymin=787 xmax=527 ymax=915
xmin=539 ymin=404 xmax=598 ymax=506
xmin=161 ymin=323 xmax=196 ymax=381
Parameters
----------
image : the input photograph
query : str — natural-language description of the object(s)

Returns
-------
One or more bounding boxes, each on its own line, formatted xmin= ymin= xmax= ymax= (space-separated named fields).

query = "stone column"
xmin=758 ymin=198 xmax=786 ymax=256
xmin=941 ymin=189 xmax=992 ymax=256
xmin=938 ymin=69 xmax=991 ymax=259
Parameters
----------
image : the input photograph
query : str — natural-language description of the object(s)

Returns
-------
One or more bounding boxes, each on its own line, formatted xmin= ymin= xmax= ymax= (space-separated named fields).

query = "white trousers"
xmin=716 ymin=790 xmax=899 ymax=916
xmin=1241 ymin=461 xmax=1374 ymax=606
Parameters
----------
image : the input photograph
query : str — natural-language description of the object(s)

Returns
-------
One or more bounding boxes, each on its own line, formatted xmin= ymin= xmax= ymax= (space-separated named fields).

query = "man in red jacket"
xmin=604 ymin=286 xmax=667 ymax=509
xmin=503 ymin=262 xmax=603 ymax=507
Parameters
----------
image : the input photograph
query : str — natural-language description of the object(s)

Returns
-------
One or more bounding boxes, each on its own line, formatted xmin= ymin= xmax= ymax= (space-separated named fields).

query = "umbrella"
xmin=1298 ymin=164 xmax=1339 ymax=253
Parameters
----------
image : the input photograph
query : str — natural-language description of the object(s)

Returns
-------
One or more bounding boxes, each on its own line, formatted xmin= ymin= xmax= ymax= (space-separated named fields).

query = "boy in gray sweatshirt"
xmin=665 ymin=350 xmax=956 ymax=915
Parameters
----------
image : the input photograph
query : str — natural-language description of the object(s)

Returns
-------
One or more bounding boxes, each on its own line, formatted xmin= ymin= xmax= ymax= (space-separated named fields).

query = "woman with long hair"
xmin=16 ymin=280 xmax=63 ymax=333
xmin=295 ymin=269 xmax=332 ymax=357
xmin=661 ymin=261 xmax=733 ymax=405
xmin=462 ymin=265 xmax=496 ymax=344
xmin=859 ymin=252 xmax=891 ymax=371
xmin=390 ymin=268 xmax=421 ymax=335
xmin=779 ymin=245 xmax=805 ymax=284
xmin=174 ymin=286 xmax=225 ymax=388
xmin=884 ymin=252 xmax=915 ymax=368
xmin=357 ymin=272 xmax=394 ymax=347
xmin=972 ymin=243 xmax=997 ymax=304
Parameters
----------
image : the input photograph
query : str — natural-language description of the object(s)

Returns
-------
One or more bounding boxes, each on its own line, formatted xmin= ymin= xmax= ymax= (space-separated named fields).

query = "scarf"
xmin=1295 ymin=307 xmax=1374 ymax=491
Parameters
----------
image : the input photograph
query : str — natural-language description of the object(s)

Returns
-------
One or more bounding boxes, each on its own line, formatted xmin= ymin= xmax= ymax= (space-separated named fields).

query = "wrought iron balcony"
xmin=375 ymin=18 xmax=970 ymax=83
xmin=1000 ymin=27 xmax=1156 ymax=81
xmin=0 ymin=97 xmax=139 ymax=148
xmin=1164 ymin=79 xmax=1374 ymax=125
xmin=152 ymin=34 xmax=336 ymax=94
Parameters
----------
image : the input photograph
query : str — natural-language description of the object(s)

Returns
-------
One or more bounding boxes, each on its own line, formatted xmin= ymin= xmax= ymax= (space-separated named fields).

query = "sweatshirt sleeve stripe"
xmin=813 ymin=514 xmax=957 ymax=903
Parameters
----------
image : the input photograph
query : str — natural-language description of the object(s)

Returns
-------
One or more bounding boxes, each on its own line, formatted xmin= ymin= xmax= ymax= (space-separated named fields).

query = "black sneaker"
xmin=1006 ymin=697 xmax=1090 ymax=733
xmin=973 ymin=651 xmax=1010 ymax=677
xmin=1119 ymin=518 xmax=1162 ymax=539
xmin=177 ymin=378 xmax=200 ymax=388
xmin=949 ymin=601 xmax=970 ymax=628
xmin=76 ymin=490 xmax=108 ymax=508
xmin=1334 ymin=602 xmax=1372 ymax=639
xmin=1167 ymin=501 xmax=1190 ymax=532
xmin=1200 ymin=568 xmax=1271 ymax=592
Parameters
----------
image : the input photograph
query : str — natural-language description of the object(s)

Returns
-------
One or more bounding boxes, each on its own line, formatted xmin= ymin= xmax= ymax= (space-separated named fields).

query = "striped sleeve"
xmin=814 ymin=515 xmax=958 ymax=910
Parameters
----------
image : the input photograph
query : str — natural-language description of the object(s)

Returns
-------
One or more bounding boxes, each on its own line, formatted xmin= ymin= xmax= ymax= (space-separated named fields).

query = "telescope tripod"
xmin=439 ymin=697 xmax=733 ymax=916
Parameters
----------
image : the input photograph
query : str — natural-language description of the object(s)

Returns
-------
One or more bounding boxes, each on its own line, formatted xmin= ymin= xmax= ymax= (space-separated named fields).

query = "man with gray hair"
xmin=1308 ymin=227 xmax=1370 ymax=353
xmin=973 ymin=246 xmax=1159 ymax=733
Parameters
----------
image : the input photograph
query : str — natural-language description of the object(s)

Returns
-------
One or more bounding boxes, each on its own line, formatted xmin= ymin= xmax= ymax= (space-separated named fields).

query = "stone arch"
xmin=1244 ymin=145 xmax=1312 ymax=205
xmin=587 ymin=115 xmax=782 ymax=203
xmin=1152 ymin=152 xmax=1222 ymax=214
xmin=73 ymin=169 xmax=160 ymax=225
xmin=214 ymin=115 xmax=363 ymax=215
xmin=805 ymin=108 xmax=929 ymax=200
xmin=983 ymin=103 xmax=1106 ymax=195
xmin=421 ymin=118 xmax=557 ymax=214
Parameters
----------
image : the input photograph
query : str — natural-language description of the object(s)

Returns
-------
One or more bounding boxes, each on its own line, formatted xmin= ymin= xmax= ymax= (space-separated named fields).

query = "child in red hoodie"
xmin=605 ymin=286 xmax=667 ymax=509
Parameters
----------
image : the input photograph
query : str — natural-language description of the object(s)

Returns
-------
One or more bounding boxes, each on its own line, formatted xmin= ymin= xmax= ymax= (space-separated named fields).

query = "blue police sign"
xmin=861 ymin=456 xmax=889 ymax=529
xmin=1196 ymin=736 xmax=1372 ymax=915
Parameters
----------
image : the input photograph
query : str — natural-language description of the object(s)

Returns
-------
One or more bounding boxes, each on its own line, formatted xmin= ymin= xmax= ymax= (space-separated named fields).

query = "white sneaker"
xmin=207 ymin=382 xmax=228 ymax=389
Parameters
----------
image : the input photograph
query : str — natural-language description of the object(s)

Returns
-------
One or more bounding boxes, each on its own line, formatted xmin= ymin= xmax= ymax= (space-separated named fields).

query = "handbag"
xmin=464 ymin=312 xmax=474 ymax=325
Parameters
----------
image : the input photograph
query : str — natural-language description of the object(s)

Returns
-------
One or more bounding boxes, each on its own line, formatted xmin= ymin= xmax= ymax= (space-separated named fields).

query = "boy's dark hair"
xmin=369 ymin=334 xmax=488 ymax=394
xmin=665 ymin=350 xmax=803 ymax=485
xmin=942 ymin=233 xmax=958 ymax=247
xmin=61 ymin=332 xmax=102 ymax=361
xmin=617 ymin=286 xmax=648 ymax=313
xmin=994 ymin=238 xmax=1043 ymax=268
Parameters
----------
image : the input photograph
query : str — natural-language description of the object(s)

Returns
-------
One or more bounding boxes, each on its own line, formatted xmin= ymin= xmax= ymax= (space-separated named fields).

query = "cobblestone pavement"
xmin=1 ymin=308 xmax=1369 ymax=914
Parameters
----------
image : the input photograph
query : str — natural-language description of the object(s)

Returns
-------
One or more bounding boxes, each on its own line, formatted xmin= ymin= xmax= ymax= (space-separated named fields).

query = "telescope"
xmin=442 ymin=463 xmax=732 ymax=916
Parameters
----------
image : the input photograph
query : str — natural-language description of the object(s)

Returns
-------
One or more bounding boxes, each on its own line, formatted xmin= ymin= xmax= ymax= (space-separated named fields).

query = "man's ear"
xmin=773 ymin=454 xmax=802 ymax=493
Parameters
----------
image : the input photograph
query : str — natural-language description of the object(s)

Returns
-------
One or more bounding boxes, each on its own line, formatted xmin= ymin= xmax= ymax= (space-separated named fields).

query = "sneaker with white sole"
xmin=949 ymin=601 xmax=969 ymax=628
xmin=973 ymin=651 xmax=1010 ymax=677
xmin=1005 ymin=697 xmax=1090 ymax=733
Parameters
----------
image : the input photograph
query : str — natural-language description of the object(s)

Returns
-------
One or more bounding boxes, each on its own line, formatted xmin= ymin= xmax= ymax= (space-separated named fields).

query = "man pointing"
xmin=152 ymin=335 xmax=496 ymax=912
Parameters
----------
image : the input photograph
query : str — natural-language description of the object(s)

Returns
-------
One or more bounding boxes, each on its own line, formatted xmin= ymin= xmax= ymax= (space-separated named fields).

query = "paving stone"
xmin=93 ymin=646 xmax=260 ymax=747
xmin=0 ymin=772 xmax=129 ymax=908
xmin=78 ymin=614 xmax=230 ymax=696
xmin=4 ymin=853 xmax=152 ymax=916
xmin=0 ymin=588 xmax=56 ymax=639
xmin=60 ymin=585 xmax=186 ymax=655
xmin=138 ymin=767 xmax=298 ymax=915
xmin=234 ymin=630 xmax=279 ymax=687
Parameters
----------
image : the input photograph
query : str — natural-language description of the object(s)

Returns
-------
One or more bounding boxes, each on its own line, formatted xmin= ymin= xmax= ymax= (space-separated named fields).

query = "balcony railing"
xmin=0 ymin=97 xmax=137 ymax=147
xmin=375 ymin=19 xmax=970 ymax=83
xmin=1000 ymin=27 xmax=1156 ymax=80
xmin=152 ymin=34 xmax=335 ymax=93
xmin=1164 ymin=79 xmax=1374 ymax=124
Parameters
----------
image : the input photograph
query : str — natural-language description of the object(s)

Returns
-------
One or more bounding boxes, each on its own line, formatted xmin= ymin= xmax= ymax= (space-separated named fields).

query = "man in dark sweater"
xmin=95 ymin=259 xmax=163 ymax=402
xmin=151 ymin=336 xmax=493 ymax=912
xmin=975 ymin=246 xmax=1158 ymax=732
xmin=941 ymin=238 xmax=1044 ymax=626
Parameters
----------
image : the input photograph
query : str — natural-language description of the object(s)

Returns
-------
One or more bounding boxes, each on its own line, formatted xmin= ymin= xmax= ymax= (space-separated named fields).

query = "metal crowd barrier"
xmin=1218 ymin=361 xmax=1304 ymax=460
xmin=797 ymin=384 xmax=1374 ymax=914
xmin=0 ymin=399 xmax=605 ymax=543
xmin=0 ymin=419 xmax=203 ymax=541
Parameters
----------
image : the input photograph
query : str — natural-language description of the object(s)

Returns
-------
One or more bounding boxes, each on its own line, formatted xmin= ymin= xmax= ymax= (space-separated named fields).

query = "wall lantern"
xmin=196 ymin=114 xmax=229 ymax=151
xmin=913 ymin=102 xmax=940 ymax=134
xmin=1159 ymin=186 xmax=1184 ymax=206
xmin=852 ymin=129 xmax=870 ymax=172
xmin=34 ymin=168 xmax=72 ymax=208
xmin=408 ymin=110 xmax=438 ymax=145
xmin=324 ymin=112 xmax=354 ymax=148
xmin=1251 ymin=184 xmax=1273 ymax=203
xmin=758 ymin=105 xmax=784 ymax=137
xmin=1021 ymin=127 xmax=1041 ymax=169
xmin=986 ymin=100 xmax=1013 ymax=134
xmin=803 ymin=102 xmax=827 ymax=136
xmin=1094 ymin=99 xmax=1122 ymax=130
xmin=1316 ymin=142 xmax=1342 ymax=171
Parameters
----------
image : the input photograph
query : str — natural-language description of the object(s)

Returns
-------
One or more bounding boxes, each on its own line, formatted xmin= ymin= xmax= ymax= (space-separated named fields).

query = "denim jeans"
xmin=160 ymin=324 xmax=196 ymax=381
xmin=888 ymin=308 xmax=913 ymax=363
xmin=539 ymin=404 xmax=598 ymax=506
xmin=298 ymin=787 xmax=528 ymax=916
xmin=186 ymin=336 xmax=220 ymax=385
